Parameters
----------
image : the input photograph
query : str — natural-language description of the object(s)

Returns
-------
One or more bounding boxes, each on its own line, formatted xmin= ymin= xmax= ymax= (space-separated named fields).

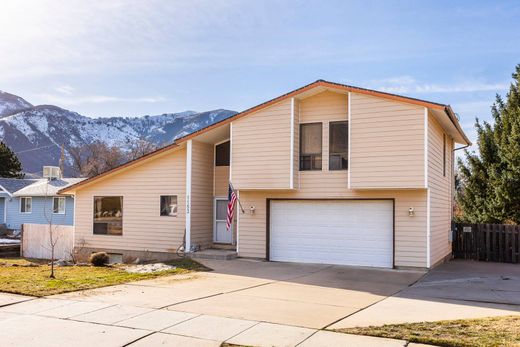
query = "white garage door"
xmin=269 ymin=200 xmax=393 ymax=268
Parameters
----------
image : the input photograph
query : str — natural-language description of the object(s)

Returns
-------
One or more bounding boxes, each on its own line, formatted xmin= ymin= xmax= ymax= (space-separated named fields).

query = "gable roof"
xmin=13 ymin=178 xmax=85 ymax=197
xmin=60 ymin=79 xmax=470 ymax=194
xmin=0 ymin=178 xmax=38 ymax=196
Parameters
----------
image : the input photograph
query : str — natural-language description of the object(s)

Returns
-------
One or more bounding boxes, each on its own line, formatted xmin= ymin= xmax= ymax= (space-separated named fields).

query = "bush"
xmin=89 ymin=252 xmax=109 ymax=267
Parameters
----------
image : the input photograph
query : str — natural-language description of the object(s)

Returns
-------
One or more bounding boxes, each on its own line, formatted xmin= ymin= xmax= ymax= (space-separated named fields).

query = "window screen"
xmin=93 ymin=196 xmax=123 ymax=235
xmin=215 ymin=141 xmax=230 ymax=166
xmin=300 ymin=123 xmax=322 ymax=170
xmin=160 ymin=195 xmax=178 ymax=216
xmin=329 ymin=121 xmax=348 ymax=170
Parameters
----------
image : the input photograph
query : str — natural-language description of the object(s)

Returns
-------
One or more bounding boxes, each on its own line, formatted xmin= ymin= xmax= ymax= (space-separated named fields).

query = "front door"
xmin=214 ymin=198 xmax=232 ymax=244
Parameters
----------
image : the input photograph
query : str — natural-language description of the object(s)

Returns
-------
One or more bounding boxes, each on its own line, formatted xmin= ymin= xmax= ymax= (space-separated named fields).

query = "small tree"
xmin=42 ymin=181 xmax=60 ymax=278
xmin=0 ymin=142 xmax=24 ymax=178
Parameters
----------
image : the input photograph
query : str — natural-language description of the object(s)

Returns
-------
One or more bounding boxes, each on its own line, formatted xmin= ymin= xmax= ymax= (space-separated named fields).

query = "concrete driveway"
xmin=0 ymin=259 xmax=519 ymax=346
xmin=51 ymin=259 xmax=424 ymax=329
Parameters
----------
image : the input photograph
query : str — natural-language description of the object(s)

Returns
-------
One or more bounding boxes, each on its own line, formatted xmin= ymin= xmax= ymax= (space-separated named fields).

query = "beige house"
xmin=61 ymin=80 xmax=470 ymax=269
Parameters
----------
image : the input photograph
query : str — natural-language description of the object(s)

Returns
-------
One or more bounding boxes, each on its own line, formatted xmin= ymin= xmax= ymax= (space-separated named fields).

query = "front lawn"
xmin=337 ymin=316 xmax=520 ymax=347
xmin=0 ymin=257 xmax=207 ymax=297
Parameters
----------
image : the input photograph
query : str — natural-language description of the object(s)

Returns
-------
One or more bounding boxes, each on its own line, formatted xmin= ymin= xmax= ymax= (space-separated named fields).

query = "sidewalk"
xmin=0 ymin=296 xmax=410 ymax=346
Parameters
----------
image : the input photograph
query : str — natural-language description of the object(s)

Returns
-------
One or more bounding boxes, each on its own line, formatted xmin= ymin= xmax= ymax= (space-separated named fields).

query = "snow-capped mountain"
xmin=0 ymin=91 xmax=32 ymax=117
xmin=0 ymin=91 xmax=237 ymax=176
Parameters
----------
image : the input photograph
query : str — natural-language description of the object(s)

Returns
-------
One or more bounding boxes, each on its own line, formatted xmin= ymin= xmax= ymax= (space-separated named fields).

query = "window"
xmin=93 ymin=196 xmax=123 ymax=235
xmin=160 ymin=195 xmax=178 ymax=216
xmin=443 ymin=133 xmax=446 ymax=177
xmin=53 ymin=197 xmax=66 ymax=214
xmin=20 ymin=197 xmax=32 ymax=213
xmin=329 ymin=121 xmax=348 ymax=170
xmin=300 ymin=123 xmax=322 ymax=170
xmin=215 ymin=141 xmax=230 ymax=166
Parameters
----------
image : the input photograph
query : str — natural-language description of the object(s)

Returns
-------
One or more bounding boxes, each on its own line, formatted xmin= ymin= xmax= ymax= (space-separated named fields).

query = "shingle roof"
xmin=12 ymin=178 xmax=85 ymax=197
xmin=0 ymin=178 xmax=38 ymax=195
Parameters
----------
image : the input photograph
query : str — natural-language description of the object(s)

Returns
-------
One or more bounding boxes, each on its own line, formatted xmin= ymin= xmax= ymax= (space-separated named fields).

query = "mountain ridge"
xmin=0 ymin=91 xmax=237 ymax=176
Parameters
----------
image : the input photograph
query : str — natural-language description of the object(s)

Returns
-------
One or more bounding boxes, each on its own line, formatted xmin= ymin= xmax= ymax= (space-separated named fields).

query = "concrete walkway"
xmin=0 ymin=296 xmax=408 ymax=346
xmin=0 ymin=259 xmax=519 ymax=346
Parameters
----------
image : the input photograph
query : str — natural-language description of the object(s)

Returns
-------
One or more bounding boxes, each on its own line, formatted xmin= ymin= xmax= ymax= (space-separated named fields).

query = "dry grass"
xmin=338 ymin=316 xmax=520 ymax=347
xmin=0 ymin=257 xmax=207 ymax=297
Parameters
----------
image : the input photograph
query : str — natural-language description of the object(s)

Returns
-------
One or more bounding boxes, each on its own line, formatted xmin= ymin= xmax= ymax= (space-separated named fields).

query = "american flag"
xmin=226 ymin=183 xmax=237 ymax=231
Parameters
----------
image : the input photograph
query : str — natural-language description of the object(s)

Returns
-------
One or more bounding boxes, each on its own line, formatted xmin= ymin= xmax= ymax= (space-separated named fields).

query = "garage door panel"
xmin=270 ymin=200 xmax=393 ymax=268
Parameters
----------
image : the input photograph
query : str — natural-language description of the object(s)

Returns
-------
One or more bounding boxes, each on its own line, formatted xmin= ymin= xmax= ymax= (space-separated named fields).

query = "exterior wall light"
xmin=408 ymin=207 xmax=415 ymax=217
xmin=249 ymin=206 xmax=256 ymax=215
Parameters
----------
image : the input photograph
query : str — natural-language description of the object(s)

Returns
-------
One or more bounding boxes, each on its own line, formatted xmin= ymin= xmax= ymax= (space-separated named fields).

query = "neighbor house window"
xmin=53 ymin=197 xmax=66 ymax=214
xmin=329 ymin=121 xmax=348 ymax=170
xmin=300 ymin=123 xmax=322 ymax=170
xmin=443 ymin=133 xmax=447 ymax=177
xmin=20 ymin=197 xmax=32 ymax=213
xmin=93 ymin=196 xmax=123 ymax=235
xmin=215 ymin=141 xmax=230 ymax=166
xmin=160 ymin=195 xmax=178 ymax=217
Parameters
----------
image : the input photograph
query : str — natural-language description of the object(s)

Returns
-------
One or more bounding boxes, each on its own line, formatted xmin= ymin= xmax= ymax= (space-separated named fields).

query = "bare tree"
xmin=69 ymin=141 xmax=127 ymax=177
xmin=126 ymin=139 xmax=157 ymax=161
xmin=42 ymin=181 xmax=60 ymax=278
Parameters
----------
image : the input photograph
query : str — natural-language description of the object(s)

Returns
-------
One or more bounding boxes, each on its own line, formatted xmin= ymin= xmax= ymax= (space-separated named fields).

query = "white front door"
xmin=269 ymin=200 xmax=394 ymax=268
xmin=214 ymin=198 xmax=232 ymax=243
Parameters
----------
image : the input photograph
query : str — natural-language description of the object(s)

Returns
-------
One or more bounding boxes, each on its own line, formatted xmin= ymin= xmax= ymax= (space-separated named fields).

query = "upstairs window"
xmin=300 ymin=123 xmax=322 ymax=171
xmin=215 ymin=141 xmax=230 ymax=166
xmin=20 ymin=197 xmax=32 ymax=213
xmin=329 ymin=121 xmax=348 ymax=170
xmin=53 ymin=197 xmax=66 ymax=214
xmin=93 ymin=196 xmax=123 ymax=235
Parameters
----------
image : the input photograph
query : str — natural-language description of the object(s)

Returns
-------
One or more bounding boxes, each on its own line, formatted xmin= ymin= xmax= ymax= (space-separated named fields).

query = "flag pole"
xmin=230 ymin=182 xmax=245 ymax=213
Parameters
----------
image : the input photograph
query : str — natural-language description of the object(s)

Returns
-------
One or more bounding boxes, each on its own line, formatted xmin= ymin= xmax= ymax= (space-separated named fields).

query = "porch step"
xmin=188 ymin=249 xmax=237 ymax=261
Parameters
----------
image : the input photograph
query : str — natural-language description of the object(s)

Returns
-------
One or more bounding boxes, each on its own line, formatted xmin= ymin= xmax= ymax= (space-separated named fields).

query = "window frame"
xmin=52 ymin=196 xmax=66 ymax=215
xmin=215 ymin=140 xmax=230 ymax=167
xmin=20 ymin=197 xmax=32 ymax=214
xmin=160 ymin=195 xmax=178 ymax=217
xmin=93 ymin=196 xmax=123 ymax=236
xmin=328 ymin=120 xmax=349 ymax=171
xmin=299 ymin=122 xmax=323 ymax=171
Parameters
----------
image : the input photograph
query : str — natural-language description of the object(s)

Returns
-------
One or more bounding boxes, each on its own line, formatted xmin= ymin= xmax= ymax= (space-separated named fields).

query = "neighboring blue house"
xmin=0 ymin=175 xmax=84 ymax=231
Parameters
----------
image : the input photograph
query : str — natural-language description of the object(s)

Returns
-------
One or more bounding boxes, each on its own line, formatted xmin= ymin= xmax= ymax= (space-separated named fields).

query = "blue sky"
xmin=1 ymin=0 xmax=519 ymax=144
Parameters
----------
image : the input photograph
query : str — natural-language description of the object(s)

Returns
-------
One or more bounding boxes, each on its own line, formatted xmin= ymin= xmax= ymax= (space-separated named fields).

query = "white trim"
xmin=424 ymin=107 xmax=428 ymax=188
xmin=426 ymin=188 xmax=431 ymax=268
xmin=185 ymin=139 xmax=192 ymax=252
xmin=236 ymin=190 xmax=240 ymax=253
xmin=1 ymin=196 xmax=6 ymax=224
xmin=0 ymin=185 xmax=13 ymax=197
xmin=347 ymin=92 xmax=352 ymax=189
xmin=213 ymin=197 xmax=230 ymax=243
xmin=20 ymin=197 xmax=32 ymax=214
xmin=214 ymin=138 xmax=230 ymax=146
xmin=290 ymin=98 xmax=295 ymax=189
xmin=229 ymin=123 xmax=233 ymax=182
xmin=52 ymin=196 xmax=66 ymax=215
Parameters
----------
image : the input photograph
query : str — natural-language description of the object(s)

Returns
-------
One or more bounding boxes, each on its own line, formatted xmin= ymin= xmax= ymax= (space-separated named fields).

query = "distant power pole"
xmin=59 ymin=144 xmax=65 ymax=177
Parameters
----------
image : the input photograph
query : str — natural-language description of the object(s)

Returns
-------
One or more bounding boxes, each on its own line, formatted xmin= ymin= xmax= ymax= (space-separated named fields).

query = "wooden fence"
xmin=21 ymin=224 xmax=74 ymax=260
xmin=453 ymin=224 xmax=520 ymax=263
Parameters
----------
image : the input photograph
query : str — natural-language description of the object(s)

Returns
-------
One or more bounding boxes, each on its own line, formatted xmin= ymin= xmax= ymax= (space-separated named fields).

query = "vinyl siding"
xmin=4 ymin=196 xmax=75 ymax=230
xmin=238 ymin=185 xmax=427 ymax=268
xmin=350 ymin=93 xmax=425 ymax=188
xmin=428 ymin=114 xmax=454 ymax=265
xmin=232 ymin=98 xmax=292 ymax=189
xmin=0 ymin=196 xmax=6 ymax=224
xmin=190 ymin=141 xmax=214 ymax=249
xmin=73 ymin=148 xmax=186 ymax=253
xmin=214 ymin=166 xmax=229 ymax=197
